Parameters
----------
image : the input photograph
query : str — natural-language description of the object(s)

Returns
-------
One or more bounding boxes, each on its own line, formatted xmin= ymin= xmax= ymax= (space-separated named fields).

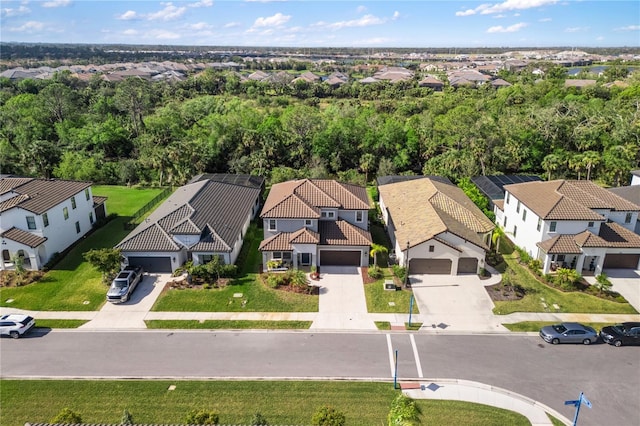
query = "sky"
xmin=1 ymin=0 xmax=639 ymax=48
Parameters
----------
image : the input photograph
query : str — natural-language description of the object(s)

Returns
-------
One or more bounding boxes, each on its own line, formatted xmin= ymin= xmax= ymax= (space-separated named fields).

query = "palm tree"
xmin=491 ymin=226 xmax=505 ymax=254
xmin=370 ymin=243 xmax=388 ymax=267
xmin=541 ymin=154 xmax=561 ymax=181
xmin=582 ymin=150 xmax=600 ymax=181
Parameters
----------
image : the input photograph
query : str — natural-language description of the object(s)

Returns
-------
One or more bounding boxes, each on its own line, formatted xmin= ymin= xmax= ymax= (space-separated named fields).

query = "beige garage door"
xmin=603 ymin=254 xmax=640 ymax=269
xmin=457 ymin=257 xmax=478 ymax=274
xmin=409 ymin=258 xmax=452 ymax=274
xmin=320 ymin=250 xmax=361 ymax=266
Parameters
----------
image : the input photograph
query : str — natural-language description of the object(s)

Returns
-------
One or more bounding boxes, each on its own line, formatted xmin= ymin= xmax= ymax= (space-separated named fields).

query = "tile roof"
xmin=0 ymin=178 xmax=92 ymax=214
xmin=537 ymin=235 xmax=584 ymax=254
xmin=319 ymin=220 xmax=372 ymax=246
xmin=92 ymin=196 xmax=108 ymax=208
xmin=537 ymin=222 xmax=640 ymax=253
xmin=504 ymin=180 xmax=638 ymax=221
xmin=1 ymin=227 xmax=48 ymax=248
xmin=117 ymin=175 xmax=263 ymax=253
xmin=261 ymin=179 xmax=369 ymax=218
xmin=608 ymin=186 xmax=640 ymax=207
xmin=378 ymin=177 xmax=494 ymax=250
xmin=258 ymin=228 xmax=320 ymax=252
xmin=598 ymin=222 xmax=640 ymax=248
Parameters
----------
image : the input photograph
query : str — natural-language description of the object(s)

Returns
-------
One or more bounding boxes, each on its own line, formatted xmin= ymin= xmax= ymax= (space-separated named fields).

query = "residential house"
xmin=259 ymin=179 xmax=372 ymax=269
xmin=631 ymin=170 xmax=640 ymax=186
xmin=116 ymin=174 xmax=264 ymax=273
xmin=500 ymin=180 xmax=640 ymax=274
xmin=0 ymin=177 xmax=107 ymax=270
xmin=608 ymin=170 xmax=640 ymax=234
xmin=471 ymin=175 xmax=542 ymax=211
xmin=378 ymin=176 xmax=495 ymax=275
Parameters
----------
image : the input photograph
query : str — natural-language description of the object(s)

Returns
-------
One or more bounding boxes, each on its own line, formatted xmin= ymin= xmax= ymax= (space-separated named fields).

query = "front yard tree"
xmin=370 ymin=243 xmax=388 ymax=267
xmin=84 ymin=248 xmax=122 ymax=284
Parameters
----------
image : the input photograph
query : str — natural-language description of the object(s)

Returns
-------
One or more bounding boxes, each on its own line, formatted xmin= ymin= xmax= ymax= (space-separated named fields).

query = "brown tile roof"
xmin=378 ymin=177 xmax=494 ymax=250
xmin=0 ymin=194 xmax=29 ymax=213
xmin=261 ymin=179 xmax=369 ymax=218
xmin=1 ymin=227 xmax=47 ymax=248
xmin=537 ymin=234 xmax=584 ymax=254
xmin=92 ymin=195 xmax=107 ymax=208
xmin=504 ymin=180 xmax=636 ymax=221
xmin=258 ymin=228 xmax=320 ymax=252
xmin=0 ymin=178 xmax=92 ymax=214
xmin=290 ymin=228 xmax=320 ymax=244
xmin=319 ymin=220 xmax=372 ymax=246
xmin=573 ymin=230 xmax=609 ymax=248
xmin=537 ymin=223 xmax=640 ymax=253
xmin=599 ymin=222 xmax=640 ymax=248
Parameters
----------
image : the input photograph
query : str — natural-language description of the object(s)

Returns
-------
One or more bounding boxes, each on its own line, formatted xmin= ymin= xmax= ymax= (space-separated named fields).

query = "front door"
xmin=300 ymin=253 xmax=311 ymax=266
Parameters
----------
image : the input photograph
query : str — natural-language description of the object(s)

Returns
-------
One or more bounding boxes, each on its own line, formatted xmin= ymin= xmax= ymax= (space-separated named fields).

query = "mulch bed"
xmin=360 ymin=267 xmax=377 ymax=284
xmin=0 ymin=270 xmax=44 ymax=287
xmin=485 ymin=283 xmax=525 ymax=302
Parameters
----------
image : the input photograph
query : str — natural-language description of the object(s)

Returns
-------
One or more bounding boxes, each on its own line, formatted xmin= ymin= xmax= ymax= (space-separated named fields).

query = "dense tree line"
xmin=0 ymin=67 xmax=638 ymax=188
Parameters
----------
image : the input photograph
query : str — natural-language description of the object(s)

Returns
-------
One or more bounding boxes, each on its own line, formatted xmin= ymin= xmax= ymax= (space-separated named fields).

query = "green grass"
xmin=34 ymin=320 xmax=88 ymax=329
xmin=0 ymin=380 xmax=530 ymax=426
xmin=0 ymin=186 xmax=168 ymax=311
xmin=152 ymin=224 xmax=319 ymax=313
xmin=405 ymin=322 xmax=423 ymax=330
xmin=502 ymin=321 xmax=616 ymax=332
xmin=493 ymin=255 xmax=637 ymax=315
xmin=145 ymin=320 xmax=312 ymax=329
xmin=376 ymin=321 xmax=391 ymax=330
xmin=365 ymin=269 xmax=419 ymax=314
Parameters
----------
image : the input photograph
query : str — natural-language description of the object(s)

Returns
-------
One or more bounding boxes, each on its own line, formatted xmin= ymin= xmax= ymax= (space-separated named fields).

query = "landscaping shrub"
xmin=387 ymin=393 xmax=419 ymax=426
xmin=527 ymin=259 xmax=542 ymax=274
xmin=553 ymin=268 xmax=582 ymax=291
xmin=594 ymin=273 xmax=613 ymax=293
xmin=249 ymin=412 xmax=270 ymax=425
xmin=515 ymin=247 xmax=531 ymax=264
xmin=185 ymin=408 xmax=219 ymax=425
xmin=51 ymin=407 xmax=82 ymax=424
xmin=392 ymin=265 xmax=407 ymax=282
xmin=121 ymin=409 xmax=134 ymax=424
xmin=265 ymin=274 xmax=285 ymax=289
xmin=311 ymin=405 xmax=346 ymax=426
xmin=368 ymin=265 xmax=383 ymax=279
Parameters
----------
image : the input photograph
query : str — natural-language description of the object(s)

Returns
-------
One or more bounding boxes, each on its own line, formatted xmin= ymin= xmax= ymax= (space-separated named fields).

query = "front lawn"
xmin=492 ymin=255 xmax=638 ymax=315
xmin=365 ymin=269 xmax=418 ymax=314
xmin=34 ymin=320 xmax=89 ymax=329
xmin=145 ymin=320 xmax=312 ymax=329
xmin=0 ymin=186 xmax=168 ymax=311
xmin=0 ymin=380 xmax=529 ymax=426
xmin=502 ymin=321 xmax=616 ymax=332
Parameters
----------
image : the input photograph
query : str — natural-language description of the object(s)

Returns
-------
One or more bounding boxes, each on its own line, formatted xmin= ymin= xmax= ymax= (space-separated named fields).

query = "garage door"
xmin=320 ymin=250 xmax=361 ymax=266
xmin=409 ymin=259 xmax=452 ymax=274
xmin=127 ymin=256 xmax=172 ymax=273
xmin=603 ymin=254 xmax=640 ymax=269
xmin=457 ymin=257 xmax=478 ymax=274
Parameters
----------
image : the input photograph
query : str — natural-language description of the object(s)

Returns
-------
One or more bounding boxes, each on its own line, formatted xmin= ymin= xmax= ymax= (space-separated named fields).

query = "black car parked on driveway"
xmin=599 ymin=322 xmax=640 ymax=347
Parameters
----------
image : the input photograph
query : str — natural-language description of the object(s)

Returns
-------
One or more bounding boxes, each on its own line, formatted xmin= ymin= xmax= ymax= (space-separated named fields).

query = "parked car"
xmin=0 ymin=314 xmax=36 ymax=338
xmin=107 ymin=265 xmax=144 ymax=303
xmin=599 ymin=322 xmax=640 ymax=347
xmin=539 ymin=322 xmax=598 ymax=345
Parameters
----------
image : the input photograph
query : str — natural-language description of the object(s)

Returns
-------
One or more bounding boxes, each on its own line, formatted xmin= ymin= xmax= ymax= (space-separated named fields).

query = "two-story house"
xmin=259 ymin=179 xmax=372 ymax=269
xmin=500 ymin=180 xmax=640 ymax=274
xmin=0 ymin=177 xmax=107 ymax=270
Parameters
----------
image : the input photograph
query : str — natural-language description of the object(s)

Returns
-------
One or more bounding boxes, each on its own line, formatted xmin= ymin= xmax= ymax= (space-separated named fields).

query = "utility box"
xmin=384 ymin=280 xmax=396 ymax=291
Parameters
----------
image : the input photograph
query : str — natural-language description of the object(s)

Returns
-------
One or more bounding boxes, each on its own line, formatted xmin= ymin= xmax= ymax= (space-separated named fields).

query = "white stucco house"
xmin=259 ymin=179 xmax=372 ymax=269
xmin=116 ymin=174 xmax=264 ymax=273
xmin=631 ymin=170 xmax=640 ymax=186
xmin=377 ymin=176 xmax=495 ymax=276
xmin=0 ymin=176 xmax=107 ymax=270
xmin=499 ymin=179 xmax=640 ymax=275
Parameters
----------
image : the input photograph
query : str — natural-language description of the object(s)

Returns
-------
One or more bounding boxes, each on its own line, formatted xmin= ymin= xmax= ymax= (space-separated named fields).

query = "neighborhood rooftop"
xmin=0 ymin=177 xmax=92 ymax=215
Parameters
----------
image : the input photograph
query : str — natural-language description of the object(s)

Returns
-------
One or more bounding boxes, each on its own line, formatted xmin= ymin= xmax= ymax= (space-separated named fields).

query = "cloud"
xmin=117 ymin=10 xmax=140 ymax=20
xmin=1 ymin=5 xmax=30 ymax=17
xmin=457 ymin=0 xmax=558 ymax=16
xmin=614 ymin=25 xmax=639 ymax=32
xmin=252 ymin=12 xmax=291 ymax=28
xmin=147 ymin=2 xmax=186 ymax=21
xmin=189 ymin=0 xmax=213 ymax=7
xmin=186 ymin=22 xmax=212 ymax=30
xmin=317 ymin=11 xmax=399 ymax=31
xmin=564 ymin=26 xmax=588 ymax=33
xmin=357 ymin=5 xmax=367 ymax=13
xmin=494 ymin=14 xmax=507 ymax=18
xmin=224 ymin=21 xmax=241 ymax=28
xmin=392 ymin=11 xmax=400 ymax=20
xmin=487 ymin=22 xmax=528 ymax=33
xmin=539 ymin=17 xmax=552 ymax=22
xmin=42 ymin=0 xmax=71 ymax=8
xmin=7 ymin=20 xmax=44 ymax=32
xmin=146 ymin=29 xmax=181 ymax=39
xmin=122 ymin=29 xmax=139 ymax=36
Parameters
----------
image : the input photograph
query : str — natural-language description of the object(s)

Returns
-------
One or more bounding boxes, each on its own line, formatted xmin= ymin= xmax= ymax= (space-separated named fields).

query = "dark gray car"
xmin=539 ymin=322 xmax=598 ymax=345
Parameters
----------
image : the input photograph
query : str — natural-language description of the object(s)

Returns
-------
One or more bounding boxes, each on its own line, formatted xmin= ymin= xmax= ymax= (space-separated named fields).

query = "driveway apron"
xmin=310 ymin=266 xmax=376 ymax=330
xmin=586 ymin=269 xmax=640 ymax=313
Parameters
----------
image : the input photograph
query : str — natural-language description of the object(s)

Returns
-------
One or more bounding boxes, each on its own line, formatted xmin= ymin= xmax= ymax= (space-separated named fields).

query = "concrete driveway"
xmin=587 ymin=269 xmax=640 ymax=313
xmin=409 ymin=273 xmax=504 ymax=332
xmin=310 ymin=266 xmax=376 ymax=330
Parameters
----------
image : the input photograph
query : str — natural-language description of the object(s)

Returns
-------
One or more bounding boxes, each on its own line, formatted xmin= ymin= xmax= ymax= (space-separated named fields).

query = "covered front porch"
xmin=261 ymin=249 xmax=316 ymax=271
xmin=0 ymin=228 xmax=47 ymax=271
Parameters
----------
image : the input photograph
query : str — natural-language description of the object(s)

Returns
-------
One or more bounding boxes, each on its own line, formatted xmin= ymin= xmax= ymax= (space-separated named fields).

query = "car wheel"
xmin=551 ymin=338 xmax=560 ymax=345
xmin=583 ymin=339 xmax=591 ymax=345
xmin=10 ymin=331 xmax=20 ymax=339
xmin=614 ymin=340 xmax=622 ymax=347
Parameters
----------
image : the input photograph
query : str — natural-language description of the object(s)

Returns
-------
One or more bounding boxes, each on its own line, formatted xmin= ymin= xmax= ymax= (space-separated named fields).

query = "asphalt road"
xmin=1 ymin=330 xmax=638 ymax=426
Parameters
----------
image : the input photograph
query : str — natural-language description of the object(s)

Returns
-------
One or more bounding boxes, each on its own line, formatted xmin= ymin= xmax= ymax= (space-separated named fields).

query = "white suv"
xmin=0 ymin=314 xmax=35 ymax=338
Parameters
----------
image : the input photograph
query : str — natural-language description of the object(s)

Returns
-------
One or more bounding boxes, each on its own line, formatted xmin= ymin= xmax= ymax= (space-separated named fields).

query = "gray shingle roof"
xmin=0 ymin=178 xmax=92 ymax=214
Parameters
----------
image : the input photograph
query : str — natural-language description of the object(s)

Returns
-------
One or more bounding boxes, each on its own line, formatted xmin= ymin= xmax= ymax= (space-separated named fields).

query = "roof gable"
xmin=0 ymin=178 xmax=92 ymax=214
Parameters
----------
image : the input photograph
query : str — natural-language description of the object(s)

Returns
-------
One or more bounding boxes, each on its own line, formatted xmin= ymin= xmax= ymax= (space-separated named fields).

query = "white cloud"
xmin=42 ymin=0 xmax=71 ymax=8
xmin=224 ymin=21 xmax=240 ymax=28
xmin=122 ymin=29 xmax=139 ymax=36
xmin=457 ymin=0 xmax=558 ymax=16
xmin=357 ymin=5 xmax=367 ymax=14
xmin=147 ymin=2 xmax=186 ymax=21
xmin=186 ymin=22 xmax=212 ymax=30
xmin=487 ymin=22 xmax=528 ymax=33
xmin=564 ymin=26 xmax=588 ymax=33
xmin=189 ymin=0 xmax=213 ymax=7
xmin=8 ymin=20 xmax=44 ymax=32
xmin=252 ymin=12 xmax=291 ymax=28
xmin=317 ymin=11 xmax=399 ymax=31
xmin=1 ymin=5 xmax=30 ymax=17
xmin=493 ymin=14 xmax=507 ymax=18
xmin=614 ymin=25 xmax=639 ymax=32
xmin=117 ymin=10 xmax=140 ymax=20
xmin=596 ymin=36 xmax=604 ymax=41
xmin=392 ymin=11 xmax=400 ymax=20
xmin=539 ymin=17 xmax=552 ymax=22
xmin=146 ymin=29 xmax=181 ymax=39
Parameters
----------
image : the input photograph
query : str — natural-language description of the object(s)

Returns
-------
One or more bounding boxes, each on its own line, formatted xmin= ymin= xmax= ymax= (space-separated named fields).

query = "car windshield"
xmin=112 ymin=279 xmax=128 ymax=289
xmin=612 ymin=325 xmax=625 ymax=333
xmin=553 ymin=325 xmax=567 ymax=333
xmin=19 ymin=316 xmax=33 ymax=325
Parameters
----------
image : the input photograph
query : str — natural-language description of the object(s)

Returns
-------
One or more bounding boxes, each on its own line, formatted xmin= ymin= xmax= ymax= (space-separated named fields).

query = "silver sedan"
xmin=539 ymin=322 xmax=599 ymax=345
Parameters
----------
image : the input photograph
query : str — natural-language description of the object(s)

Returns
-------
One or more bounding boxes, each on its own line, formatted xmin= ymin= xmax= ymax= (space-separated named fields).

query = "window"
xmin=506 ymin=193 xmax=510 ymax=204
xmin=43 ymin=213 xmax=49 ymax=227
xmin=273 ymin=251 xmax=292 ymax=261
xmin=75 ymin=221 xmax=81 ymax=233
xmin=85 ymin=188 xmax=90 ymax=200
xmin=522 ymin=210 xmax=527 ymax=221
xmin=503 ymin=216 xmax=507 ymax=227
xmin=557 ymin=254 xmax=565 ymax=262
xmin=89 ymin=212 xmax=94 ymax=224
xmin=268 ymin=219 xmax=276 ymax=231
xmin=201 ymin=254 xmax=213 ymax=264
xmin=516 ymin=201 xmax=521 ymax=213
xmin=356 ymin=211 xmax=363 ymax=222
xmin=588 ymin=221 xmax=594 ymax=228
xmin=71 ymin=196 xmax=76 ymax=209
xmin=549 ymin=221 xmax=557 ymax=232
xmin=26 ymin=216 xmax=36 ymax=230
xmin=513 ymin=225 xmax=517 ymax=237
xmin=428 ymin=245 xmax=435 ymax=253
xmin=537 ymin=218 xmax=541 ymax=232
xmin=625 ymin=213 xmax=632 ymax=224
xmin=300 ymin=252 xmax=311 ymax=265
xmin=321 ymin=211 xmax=335 ymax=219
xmin=304 ymin=219 xmax=312 ymax=227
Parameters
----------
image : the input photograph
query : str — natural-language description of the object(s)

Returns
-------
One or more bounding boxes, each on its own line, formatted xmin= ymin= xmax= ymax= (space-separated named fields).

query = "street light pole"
xmin=404 ymin=240 xmax=410 ymax=288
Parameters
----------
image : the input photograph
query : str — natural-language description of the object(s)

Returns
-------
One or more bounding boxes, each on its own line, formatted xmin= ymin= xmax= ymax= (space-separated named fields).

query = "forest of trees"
xmin=1 ymin=65 xmax=639 ymax=189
